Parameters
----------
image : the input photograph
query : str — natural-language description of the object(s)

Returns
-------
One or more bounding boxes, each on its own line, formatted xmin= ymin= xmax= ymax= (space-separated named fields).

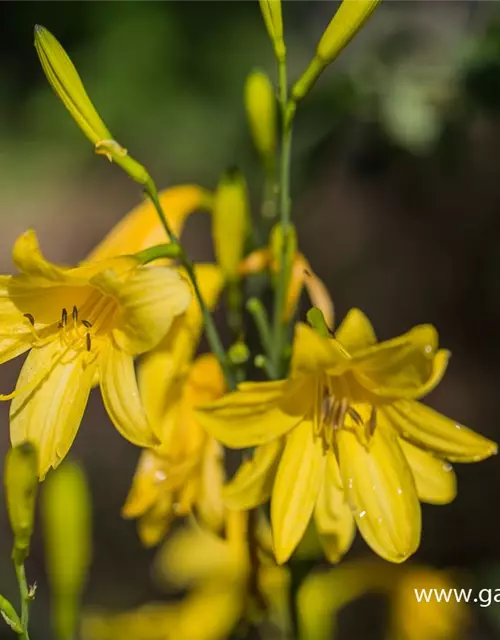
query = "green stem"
xmin=14 ymin=563 xmax=31 ymax=640
xmin=271 ymin=58 xmax=296 ymax=378
xmin=144 ymin=182 xmax=236 ymax=391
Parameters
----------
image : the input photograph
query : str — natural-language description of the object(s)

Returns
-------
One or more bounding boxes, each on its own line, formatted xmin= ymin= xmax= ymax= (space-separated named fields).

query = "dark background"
xmin=1 ymin=1 xmax=500 ymax=638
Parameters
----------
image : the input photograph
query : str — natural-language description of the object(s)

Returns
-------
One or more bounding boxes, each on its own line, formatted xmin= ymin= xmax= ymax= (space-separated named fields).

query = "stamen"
xmin=333 ymin=397 xmax=348 ymax=430
xmin=72 ymin=305 xmax=78 ymax=324
xmin=61 ymin=308 xmax=68 ymax=327
xmin=82 ymin=320 xmax=92 ymax=328
xmin=364 ymin=407 xmax=377 ymax=443
xmin=348 ymin=407 xmax=363 ymax=426
xmin=368 ymin=407 xmax=377 ymax=436
xmin=23 ymin=313 xmax=35 ymax=326
xmin=86 ymin=333 xmax=91 ymax=352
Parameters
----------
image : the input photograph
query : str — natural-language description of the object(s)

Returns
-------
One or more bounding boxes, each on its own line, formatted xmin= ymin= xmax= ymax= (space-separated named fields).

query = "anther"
xmin=82 ymin=320 xmax=92 ymax=328
xmin=86 ymin=333 xmax=91 ymax=352
xmin=61 ymin=308 xmax=68 ymax=327
xmin=368 ymin=407 xmax=377 ymax=436
xmin=72 ymin=306 xmax=78 ymax=323
xmin=23 ymin=313 xmax=35 ymax=326
xmin=348 ymin=407 xmax=363 ymax=426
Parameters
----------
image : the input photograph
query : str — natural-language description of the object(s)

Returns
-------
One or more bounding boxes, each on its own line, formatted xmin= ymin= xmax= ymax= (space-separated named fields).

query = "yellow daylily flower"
xmin=122 ymin=353 xmax=227 ymax=546
xmin=122 ymin=261 xmax=225 ymax=545
xmin=83 ymin=511 xmax=291 ymax=640
xmin=87 ymin=185 xmax=212 ymax=262
xmin=197 ymin=309 xmax=497 ymax=564
xmin=0 ymin=230 xmax=191 ymax=478
xmin=297 ymin=559 xmax=469 ymax=640
xmin=239 ymin=243 xmax=333 ymax=327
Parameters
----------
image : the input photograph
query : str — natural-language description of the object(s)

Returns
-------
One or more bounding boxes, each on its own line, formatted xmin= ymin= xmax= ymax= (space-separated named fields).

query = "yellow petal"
xmin=337 ymin=423 xmax=421 ymax=563
xmin=10 ymin=341 xmax=97 ymax=479
xmin=122 ymin=451 xmax=163 ymax=519
xmin=284 ymin=255 xmax=307 ymax=321
xmin=385 ymin=399 xmax=497 ymax=462
xmin=335 ymin=307 xmax=376 ymax=353
xmin=12 ymin=229 xmax=138 ymax=289
xmin=399 ymin=439 xmax=456 ymax=505
xmin=223 ymin=439 xmax=283 ymax=510
xmin=82 ymin=604 xmax=177 ymax=640
xmin=99 ymin=341 xmax=157 ymax=448
xmin=110 ymin=266 xmax=191 ymax=354
xmin=353 ymin=325 xmax=443 ymax=399
xmin=173 ymin=589 xmax=245 ymax=640
xmin=290 ymin=323 xmax=350 ymax=378
xmin=155 ymin=524 xmax=234 ymax=588
xmin=195 ymin=379 xmax=310 ymax=448
xmin=314 ymin=451 xmax=355 ymax=563
xmin=88 ymin=185 xmax=212 ymax=262
xmin=271 ymin=419 xmax=324 ymax=563
xmin=196 ymin=440 xmax=226 ymax=533
xmin=137 ymin=493 xmax=174 ymax=547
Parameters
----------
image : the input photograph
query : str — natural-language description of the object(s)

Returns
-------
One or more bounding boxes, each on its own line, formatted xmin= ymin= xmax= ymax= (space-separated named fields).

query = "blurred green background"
xmin=2 ymin=1 xmax=500 ymax=638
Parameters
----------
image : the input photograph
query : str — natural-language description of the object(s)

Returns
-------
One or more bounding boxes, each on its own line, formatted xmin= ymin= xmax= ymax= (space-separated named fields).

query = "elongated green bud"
xmin=245 ymin=70 xmax=277 ymax=165
xmin=292 ymin=0 xmax=380 ymax=102
xmin=0 ymin=594 xmax=22 ymax=634
xmin=4 ymin=443 xmax=38 ymax=564
xmin=42 ymin=462 xmax=92 ymax=640
xmin=213 ymin=168 xmax=249 ymax=281
xmin=259 ymin=0 xmax=285 ymax=61
xmin=34 ymin=25 xmax=151 ymax=186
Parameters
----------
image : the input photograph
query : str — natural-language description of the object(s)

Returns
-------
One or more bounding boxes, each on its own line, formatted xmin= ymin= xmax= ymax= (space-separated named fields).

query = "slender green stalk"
xmin=144 ymin=183 xmax=236 ymax=391
xmin=14 ymin=563 xmax=31 ymax=640
xmin=271 ymin=58 xmax=296 ymax=378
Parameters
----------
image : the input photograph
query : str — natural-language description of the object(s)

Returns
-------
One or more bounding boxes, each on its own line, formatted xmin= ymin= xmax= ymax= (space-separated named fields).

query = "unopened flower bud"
xmin=259 ymin=0 xmax=285 ymax=61
xmin=42 ymin=462 xmax=92 ymax=640
xmin=34 ymin=25 xmax=150 ymax=186
xmin=245 ymin=70 xmax=277 ymax=164
xmin=4 ymin=442 xmax=38 ymax=564
xmin=213 ymin=168 xmax=249 ymax=281
xmin=292 ymin=0 xmax=380 ymax=103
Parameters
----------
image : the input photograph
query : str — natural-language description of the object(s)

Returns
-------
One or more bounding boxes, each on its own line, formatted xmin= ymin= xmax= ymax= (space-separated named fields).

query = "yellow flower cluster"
xmin=1 ymin=2 xmax=496 ymax=640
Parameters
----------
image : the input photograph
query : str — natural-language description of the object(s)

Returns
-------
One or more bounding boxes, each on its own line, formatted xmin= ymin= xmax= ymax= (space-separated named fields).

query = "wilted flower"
xmin=0 ymin=230 xmax=191 ymax=478
xmin=197 ymin=309 xmax=496 ymax=564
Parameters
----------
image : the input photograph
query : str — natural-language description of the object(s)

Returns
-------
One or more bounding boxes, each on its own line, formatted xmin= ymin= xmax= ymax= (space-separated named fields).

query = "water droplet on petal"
xmin=425 ymin=345 xmax=432 ymax=354
xmin=348 ymin=478 xmax=354 ymax=489
xmin=359 ymin=510 xmax=367 ymax=518
xmin=397 ymin=488 xmax=403 ymax=495
xmin=442 ymin=463 xmax=452 ymax=472
xmin=455 ymin=424 xmax=461 ymax=430
xmin=377 ymin=517 xmax=383 ymax=524
xmin=155 ymin=470 xmax=167 ymax=482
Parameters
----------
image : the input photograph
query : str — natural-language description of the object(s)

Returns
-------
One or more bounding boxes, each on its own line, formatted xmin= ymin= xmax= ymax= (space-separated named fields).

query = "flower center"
xmin=318 ymin=378 xmax=378 ymax=451
xmin=23 ymin=289 xmax=117 ymax=354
